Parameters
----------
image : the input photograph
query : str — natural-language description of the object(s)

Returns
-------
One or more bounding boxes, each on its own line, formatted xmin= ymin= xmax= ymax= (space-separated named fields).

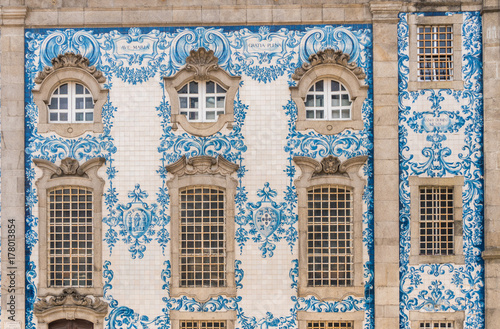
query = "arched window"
xmin=178 ymin=80 xmax=227 ymax=122
xmin=164 ymin=47 xmax=240 ymax=137
xmin=48 ymin=82 xmax=94 ymax=123
xmin=290 ymin=49 xmax=368 ymax=135
xmin=305 ymin=80 xmax=352 ymax=121
xmin=32 ymin=52 xmax=108 ymax=138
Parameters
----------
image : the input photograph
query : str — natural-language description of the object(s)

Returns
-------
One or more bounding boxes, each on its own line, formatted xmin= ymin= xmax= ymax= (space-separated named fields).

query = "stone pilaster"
xmin=482 ymin=0 xmax=500 ymax=327
xmin=370 ymin=2 xmax=402 ymax=329
xmin=0 ymin=6 xmax=27 ymax=329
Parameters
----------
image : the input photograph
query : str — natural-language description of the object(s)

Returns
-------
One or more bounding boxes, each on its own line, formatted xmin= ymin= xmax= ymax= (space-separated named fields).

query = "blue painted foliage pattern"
xmin=24 ymin=24 xmax=374 ymax=329
xmin=398 ymin=12 xmax=484 ymax=329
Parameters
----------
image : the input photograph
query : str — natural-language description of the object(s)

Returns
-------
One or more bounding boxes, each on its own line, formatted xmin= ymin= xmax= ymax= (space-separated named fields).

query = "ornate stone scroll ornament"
xmin=34 ymin=288 xmax=108 ymax=314
xmin=293 ymin=155 xmax=368 ymax=178
xmin=35 ymin=52 xmax=106 ymax=84
xmin=184 ymin=47 xmax=220 ymax=81
xmin=34 ymin=288 xmax=108 ymax=329
xmin=289 ymin=48 xmax=368 ymax=135
xmin=33 ymin=157 xmax=106 ymax=178
xmin=292 ymin=48 xmax=366 ymax=81
xmin=165 ymin=155 xmax=239 ymax=177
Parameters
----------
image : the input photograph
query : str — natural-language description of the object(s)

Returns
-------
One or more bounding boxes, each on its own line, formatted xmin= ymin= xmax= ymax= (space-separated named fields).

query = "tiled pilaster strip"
xmin=1 ymin=6 xmax=27 ymax=329
xmin=370 ymin=2 xmax=402 ymax=328
xmin=482 ymin=1 xmax=500 ymax=327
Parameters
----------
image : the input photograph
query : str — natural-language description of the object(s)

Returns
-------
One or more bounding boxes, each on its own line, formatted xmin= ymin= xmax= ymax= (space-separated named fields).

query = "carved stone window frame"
xmin=408 ymin=14 xmax=463 ymax=91
xmin=164 ymin=48 xmax=241 ymax=137
xmin=293 ymin=155 xmax=368 ymax=300
xmin=290 ymin=49 xmax=368 ymax=135
xmin=32 ymin=52 xmax=109 ymax=138
xmin=34 ymin=288 xmax=108 ymax=329
xmin=170 ymin=311 xmax=237 ymax=329
xmin=409 ymin=311 xmax=465 ymax=329
xmin=297 ymin=310 xmax=365 ymax=329
xmin=409 ymin=176 xmax=465 ymax=265
xmin=166 ymin=155 xmax=239 ymax=302
xmin=33 ymin=157 xmax=106 ymax=297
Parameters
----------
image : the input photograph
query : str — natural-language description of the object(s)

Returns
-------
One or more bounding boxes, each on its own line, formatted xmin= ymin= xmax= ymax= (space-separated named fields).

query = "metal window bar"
xmin=180 ymin=321 xmax=226 ymax=329
xmin=417 ymin=25 xmax=453 ymax=81
xmin=179 ymin=187 xmax=226 ymax=287
xmin=307 ymin=185 xmax=353 ymax=287
xmin=308 ymin=321 xmax=353 ymax=329
xmin=419 ymin=321 xmax=454 ymax=328
xmin=419 ymin=186 xmax=454 ymax=256
xmin=48 ymin=186 xmax=93 ymax=287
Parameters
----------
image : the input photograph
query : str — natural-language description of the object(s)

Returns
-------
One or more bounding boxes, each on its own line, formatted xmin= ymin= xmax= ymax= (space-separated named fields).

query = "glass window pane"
xmin=316 ymin=110 xmax=324 ymax=119
xmin=75 ymin=83 xmax=84 ymax=94
xmin=305 ymin=95 xmax=314 ymax=107
xmin=206 ymin=111 xmax=215 ymax=120
xmin=331 ymin=110 xmax=340 ymax=119
xmin=179 ymin=84 xmax=188 ymax=94
xmin=190 ymin=97 xmax=199 ymax=109
xmin=59 ymin=84 xmax=68 ymax=94
xmin=216 ymin=84 xmax=225 ymax=93
xmin=206 ymin=81 xmax=215 ymax=93
xmin=189 ymin=81 xmax=198 ymax=93
xmin=85 ymin=97 xmax=93 ymax=109
xmin=85 ymin=112 xmax=93 ymax=122
xmin=206 ymin=97 xmax=215 ymax=108
xmin=49 ymin=98 xmax=58 ymax=109
xmin=49 ymin=112 xmax=58 ymax=121
xmin=59 ymin=98 xmax=68 ymax=110
xmin=75 ymin=112 xmax=84 ymax=121
xmin=331 ymin=95 xmax=340 ymax=107
xmin=180 ymin=97 xmax=188 ymax=108
xmin=331 ymin=81 xmax=340 ymax=91
xmin=341 ymin=109 xmax=350 ymax=119
xmin=60 ymin=112 xmax=68 ymax=121
xmin=315 ymin=80 xmax=324 ymax=91
xmin=216 ymin=96 xmax=225 ymax=108
xmin=341 ymin=95 xmax=350 ymax=106
xmin=315 ymin=95 xmax=324 ymax=107
xmin=75 ymin=98 xmax=84 ymax=109
xmin=306 ymin=110 xmax=314 ymax=118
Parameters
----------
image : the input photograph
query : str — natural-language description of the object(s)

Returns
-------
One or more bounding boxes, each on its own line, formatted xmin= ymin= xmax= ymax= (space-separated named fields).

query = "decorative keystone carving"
xmin=166 ymin=155 xmax=239 ymax=177
xmin=292 ymin=49 xmax=366 ymax=81
xmin=185 ymin=47 xmax=220 ymax=81
xmin=293 ymin=155 xmax=368 ymax=179
xmin=34 ymin=288 xmax=108 ymax=315
xmin=34 ymin=157 xmax=106 ymax=178
xmin=35 ymin=52 xmax=106 ymax=84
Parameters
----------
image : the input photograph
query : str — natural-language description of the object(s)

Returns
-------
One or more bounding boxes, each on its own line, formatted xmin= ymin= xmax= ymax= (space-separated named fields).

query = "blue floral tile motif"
xmin=398 ymin=12 xmax=484 ymax=329
xmin=236 ymin=182 xmax=293 ymax=257
xmin=103 ymin=184 xmax=163 ymax=259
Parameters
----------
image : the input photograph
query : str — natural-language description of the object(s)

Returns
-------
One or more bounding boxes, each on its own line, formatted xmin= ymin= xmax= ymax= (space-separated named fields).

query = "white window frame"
xmin=178 ymin=80 xmax=227 ymax=123
xmin=48 ymin=82 xmax=95 ymax=124
xmin=305 ymin=79 xmax=352 ymax=121
xmin=297 ymin=311 xmax=364 ymax=329
xmin=409 ymin=311 xmax=465 ymax=329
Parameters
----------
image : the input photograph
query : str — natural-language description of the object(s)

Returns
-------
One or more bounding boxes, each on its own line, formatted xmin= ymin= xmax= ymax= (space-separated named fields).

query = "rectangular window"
xmin=419 ymin=186 xmax=454 ymax=256
xmin=180 ymin=320 xmax=226 ymax=329
xmin=179 ymin=187 xmax=226 ymax=288
xmin=419 ymin=321 xmax=454 ymax=328
xmin=308 ymin=321 xmax=353 ymax=329
xmin=48 ymin=187 xmax=93 ymax=287
xmin=307 ymin=185 xmax=353 ymax=287
xmin=417 ymin=25 xmax=453 ymax=81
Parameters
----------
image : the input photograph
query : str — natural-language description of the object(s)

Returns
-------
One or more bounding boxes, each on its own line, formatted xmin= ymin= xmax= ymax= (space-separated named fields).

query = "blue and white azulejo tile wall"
xmin=398 ymin=12 xmax=484 ymax=329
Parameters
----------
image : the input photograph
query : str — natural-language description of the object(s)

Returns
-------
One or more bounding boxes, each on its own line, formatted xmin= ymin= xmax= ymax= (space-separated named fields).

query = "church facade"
xmin=1 ymin=1 xmax=500 ymax=329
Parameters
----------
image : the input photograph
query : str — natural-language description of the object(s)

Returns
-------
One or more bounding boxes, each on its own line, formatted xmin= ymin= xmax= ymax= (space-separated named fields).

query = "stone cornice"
xmin=34 ymin=288 xmax=108 ymax=315
xmin=1 ymin=6 xmax=27 ymax=26
xmin=483 ymin=248 xmax=500 ymax=261
xmin=166 ymin=155 xmax=239 ymax=177
xmin=35 ymin=52 xmax=106 ymax=84
xmin=370 ymin=1 xmax=403 ymax=22
xmin=34 ymin=157 xmax=106 ymax=178
xmin=185 ymin=47 xmax=220 ymax=81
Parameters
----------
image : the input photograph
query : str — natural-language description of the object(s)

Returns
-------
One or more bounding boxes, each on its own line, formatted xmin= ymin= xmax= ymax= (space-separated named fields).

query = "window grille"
xmin=49 ymin=82 xmax=94 ymax=123
xmin=179 ymin=81 xmax=226 ymax=122
xmin=180 ymin=321 xmax=226 ymax=329
xmin=305 ymin=80 xmax=352 ymax=120
xmin=417 ymin=25 xmax=453 ymax=81
xmin=419 ymin=321 xmax=454 ymax=328
xmin=179 ymin=187 xmax=226 ymax=287
xmin=308 ymin=321 xmax=353 ymax=329
xmin=307 ymin=185 xmax=353 ymax=287
xmin=419 ymin=186 xmax=454 ymax=255
xmin=48 ymin=187 xmax=93 ymax=287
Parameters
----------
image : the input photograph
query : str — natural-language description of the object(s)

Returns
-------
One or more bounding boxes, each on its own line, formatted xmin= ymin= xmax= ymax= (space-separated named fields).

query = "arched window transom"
xmin=49 ymin=82 xmax=94 ymax=123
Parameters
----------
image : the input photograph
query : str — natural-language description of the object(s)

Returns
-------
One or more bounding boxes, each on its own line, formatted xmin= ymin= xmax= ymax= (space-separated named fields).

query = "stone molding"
xmin=290 ymin=49 xmax=368 ymax=135
xmin=35 ymin=52 xmax=106 ymax=85
xmin=170 ymin=311 xmax=237 ymax=329
xmin=292 ymin=49 xmax=366 ymax=81
xmin=293 ymin=155 xmax=367 ymax=300
xmin=369 ymin=1 xmax=403 ymax=22
xmin=166 ymin=155 xmax=239 ymax=177
xmin=164 ymin=47 xmax=241 ymax=137
xmin=32 ymin=53 xmax=109 ymax=138
xmin=297 ymin=310 xmax=365 ymax=329
xmin=34 ymin=288 xmax=108 ymax=314
xmin=483 ymin=248 xmax=500 ymax=261
xmin=33 ymin=157 xmax=106 ymax=298
xmin=409 ymin=311 xmax=464 ymax=329
xmin=0 ymin=6 xmax=27 ymax=26
xmin=166 ymin=155 xmax=238 ymax=302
